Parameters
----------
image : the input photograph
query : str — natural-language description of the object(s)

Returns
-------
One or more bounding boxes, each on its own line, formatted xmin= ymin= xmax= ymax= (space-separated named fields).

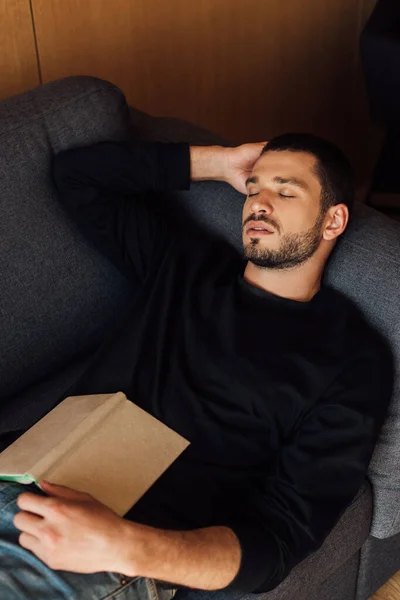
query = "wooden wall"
xmin=0 ymin=0 xmax=40 ymax=98
xmin=1 ymin=0 xmax=378 ymax=182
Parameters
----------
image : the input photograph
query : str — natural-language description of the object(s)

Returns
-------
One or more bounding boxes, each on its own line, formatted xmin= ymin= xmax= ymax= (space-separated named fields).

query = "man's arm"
xmin=190 ymin=142 xmax=266 ymax=194
xmin=15 ymin=481 xmax=241 ymax=590
xmin=52 ymin=141 xmax=191 ymax=283
xmin=52 ymin=140 xmax=263 ymax=282
xmin=119 ymin=521 xmax=241 ymax=590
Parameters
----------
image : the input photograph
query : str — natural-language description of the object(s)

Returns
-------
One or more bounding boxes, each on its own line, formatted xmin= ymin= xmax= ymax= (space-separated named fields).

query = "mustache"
xmin=242 ymin=214 xmax=280 ymax=234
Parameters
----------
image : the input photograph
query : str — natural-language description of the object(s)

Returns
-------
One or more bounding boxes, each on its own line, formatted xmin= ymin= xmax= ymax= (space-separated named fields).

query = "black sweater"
xmin=52 ymin=141 xmax=393 ymax=593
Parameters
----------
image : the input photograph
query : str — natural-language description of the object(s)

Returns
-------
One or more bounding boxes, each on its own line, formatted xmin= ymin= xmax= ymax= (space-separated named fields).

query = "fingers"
xmin=19 ymin=531 xmax=41 ymax=555
xmin=17 ymin=492 xmax=56 ymax=517
xmin=13 ymin=510 xmax=43 ymax=535
xmin=237 ymin=181 xmax=248 ymax=195
xmin=253 ymin=141 xmax=267 ymax=154
xmin=40 ymin=481 xmax=93 ymax=501
xmin=243 ymin=141 xmax=267 ymax=150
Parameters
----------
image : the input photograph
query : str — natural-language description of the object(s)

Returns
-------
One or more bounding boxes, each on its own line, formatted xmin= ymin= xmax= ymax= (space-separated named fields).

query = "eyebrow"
xmin=245 ymin=176 xmax=259 ymax=187
xmin=245 ymin=175 xmax=309 ymax=191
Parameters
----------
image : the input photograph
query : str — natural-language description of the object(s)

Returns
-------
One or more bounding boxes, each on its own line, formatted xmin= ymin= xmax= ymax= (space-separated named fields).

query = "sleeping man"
xmin=0 ymin=133 xmax=393 ymax=600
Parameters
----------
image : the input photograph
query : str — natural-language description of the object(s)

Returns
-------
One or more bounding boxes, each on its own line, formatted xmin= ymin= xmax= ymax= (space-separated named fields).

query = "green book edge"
xmin=0 ymin=474 xmax=37 ymax=485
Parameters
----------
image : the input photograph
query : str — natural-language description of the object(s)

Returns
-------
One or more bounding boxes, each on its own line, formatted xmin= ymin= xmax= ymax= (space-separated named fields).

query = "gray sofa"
xmin=0 ymin=76 xmax=399 ymax=600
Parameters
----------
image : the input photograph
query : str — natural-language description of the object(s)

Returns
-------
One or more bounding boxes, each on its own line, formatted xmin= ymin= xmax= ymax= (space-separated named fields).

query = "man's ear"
xmin=323 ymin=204 xmax=349 ymax=241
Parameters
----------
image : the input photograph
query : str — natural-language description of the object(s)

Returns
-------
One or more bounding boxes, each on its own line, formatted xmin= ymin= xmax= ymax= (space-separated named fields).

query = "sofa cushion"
xmin=0 ymin=76 xmax=134 ymax=416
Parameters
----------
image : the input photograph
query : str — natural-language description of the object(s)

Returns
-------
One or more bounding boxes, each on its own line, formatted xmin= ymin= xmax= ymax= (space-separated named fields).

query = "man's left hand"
xmin=14 ymin=480 xmax=132 ymax=574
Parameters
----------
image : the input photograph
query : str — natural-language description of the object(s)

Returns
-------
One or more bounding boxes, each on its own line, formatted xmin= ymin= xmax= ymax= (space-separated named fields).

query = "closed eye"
xmin=248 ymin=192 xmax=295 ymax=198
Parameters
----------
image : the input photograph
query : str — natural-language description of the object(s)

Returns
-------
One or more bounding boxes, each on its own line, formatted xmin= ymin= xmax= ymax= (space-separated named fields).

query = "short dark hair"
xmin=261 ymin=133 xmax=355 ymax=214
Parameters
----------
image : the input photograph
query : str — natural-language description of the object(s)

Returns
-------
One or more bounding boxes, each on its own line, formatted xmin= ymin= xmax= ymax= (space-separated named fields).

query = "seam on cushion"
xmin=368 ymin=481 xmax=400 ymax=493
xmin=371 ymin=494 xmax=400 ymax=539
xmin=385 ymin=486 xmax=400 ymax=535
xmin=369 ymin=365 xmax=400 ymax=538
xmin=389 ymin=503 xmax=400 ymax=534
xmin=0 ymin=84 xmax=125 ymax=140
xmin=343 ymin=483 xmax=370 ymax=531
xmin=314 ymin=484 xmax=370 ymax=584
xmin=351 ymin=482 xmax=368 ymax=505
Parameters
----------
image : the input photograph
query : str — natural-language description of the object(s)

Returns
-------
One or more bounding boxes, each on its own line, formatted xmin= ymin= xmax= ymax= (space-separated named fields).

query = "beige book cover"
xmin=0 ymin=392 xmax=189 ymax=516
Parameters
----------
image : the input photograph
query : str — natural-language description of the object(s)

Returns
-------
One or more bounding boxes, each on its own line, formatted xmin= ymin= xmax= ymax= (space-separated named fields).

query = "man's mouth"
xmin=245 ymin=220 xmax=275 ymax=235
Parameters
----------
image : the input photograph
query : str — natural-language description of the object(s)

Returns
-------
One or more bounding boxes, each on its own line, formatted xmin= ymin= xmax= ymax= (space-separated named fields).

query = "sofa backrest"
xmin=0 ymin=77 xmax=134 ymax=428
xmin=325 ymin=204 xmax=400 ymax=539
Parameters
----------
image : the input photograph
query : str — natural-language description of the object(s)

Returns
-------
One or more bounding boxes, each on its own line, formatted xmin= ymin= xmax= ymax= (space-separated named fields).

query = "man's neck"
xmin=243 ymin=259 xmax=322 ymax=303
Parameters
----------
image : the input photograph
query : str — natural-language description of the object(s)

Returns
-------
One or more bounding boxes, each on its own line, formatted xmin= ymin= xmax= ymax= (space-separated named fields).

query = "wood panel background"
xmin=30 ymin=0 xmax=379 ymax=183
xmin=0 ymin=0 xmax=40 ymax=99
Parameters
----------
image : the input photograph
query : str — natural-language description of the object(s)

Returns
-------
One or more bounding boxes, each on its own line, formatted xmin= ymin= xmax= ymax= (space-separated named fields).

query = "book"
xmin=0 ymin=392 xmax=189 ymax=516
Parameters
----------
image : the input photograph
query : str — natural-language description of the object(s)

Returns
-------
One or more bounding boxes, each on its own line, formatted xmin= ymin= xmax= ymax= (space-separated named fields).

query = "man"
xmin=0 ymin=134 xmax=393 ymax=600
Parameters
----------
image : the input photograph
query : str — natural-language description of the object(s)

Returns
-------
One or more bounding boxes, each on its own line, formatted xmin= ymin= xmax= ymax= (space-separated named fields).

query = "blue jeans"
xmin=0 ymin=481 xmax=178 ymax=600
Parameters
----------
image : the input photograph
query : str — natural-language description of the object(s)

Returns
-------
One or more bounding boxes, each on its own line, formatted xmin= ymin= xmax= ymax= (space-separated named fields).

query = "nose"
xmin=249 ymin=191 xmax=273 ymax=215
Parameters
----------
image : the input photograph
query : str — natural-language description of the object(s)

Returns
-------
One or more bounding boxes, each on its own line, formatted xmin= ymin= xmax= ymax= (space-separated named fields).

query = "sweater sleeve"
xmin=52 ymin=141 xmax=190 ymax=284
xmin=224 ymin=332 xmax=394 ymax=593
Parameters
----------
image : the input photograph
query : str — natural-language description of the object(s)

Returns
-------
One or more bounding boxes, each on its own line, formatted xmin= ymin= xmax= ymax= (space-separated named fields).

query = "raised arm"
xmin=52 ymin=141 xmax=191 ymax=283
xmin=52 ymin=140 xmax=265 ymax=283
xmin=191 ymin=142 xmax=266 ymax=194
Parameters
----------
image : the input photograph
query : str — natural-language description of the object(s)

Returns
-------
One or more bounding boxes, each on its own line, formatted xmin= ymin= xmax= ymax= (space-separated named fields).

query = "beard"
xmin=243 ymin=213 xmax=324 ymax=270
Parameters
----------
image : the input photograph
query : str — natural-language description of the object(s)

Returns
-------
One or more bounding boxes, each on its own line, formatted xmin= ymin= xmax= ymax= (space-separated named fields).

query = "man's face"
xmin=242 ymin=150 xmax=325 ymax=270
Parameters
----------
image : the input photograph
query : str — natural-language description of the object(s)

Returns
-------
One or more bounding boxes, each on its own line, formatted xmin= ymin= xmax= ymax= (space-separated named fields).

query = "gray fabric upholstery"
xmin=0 ymin=76 xmax=134 ymax=431
xmin=356 ymin=532 xmax=400 ymax=600
xmin=256 ymin=482 xmax=371 ymax=600
xmin=325 ymin=207 xmax=400 ymax=539
xmin=129 ymin=107 xmax=231 ymax=146
xmin=312 ymin=552 xmax=359 ymax=600
xmin=1 ymin=75 xmax=399 ymax=600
